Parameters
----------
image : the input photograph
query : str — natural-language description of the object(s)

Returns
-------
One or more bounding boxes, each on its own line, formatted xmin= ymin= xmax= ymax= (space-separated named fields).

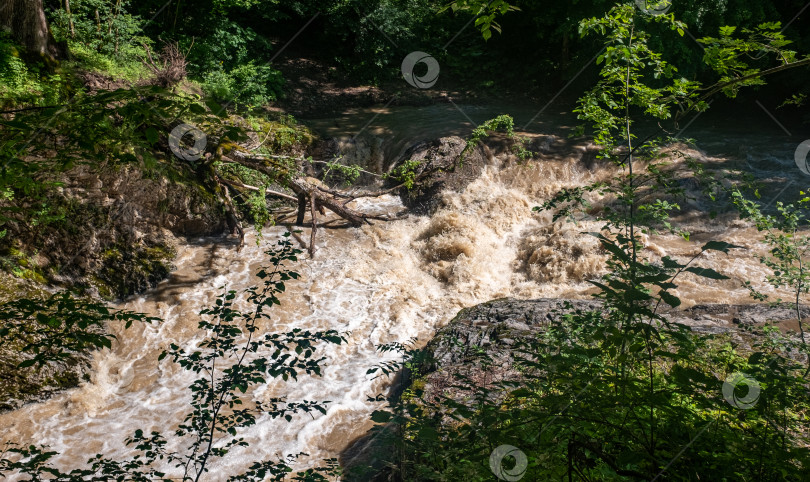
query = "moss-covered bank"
xmin=0 ymin=273 xmax=91 ymax=412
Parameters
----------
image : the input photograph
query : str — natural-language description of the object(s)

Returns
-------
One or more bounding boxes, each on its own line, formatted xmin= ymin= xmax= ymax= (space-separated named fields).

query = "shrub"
xmin=201 ymin=61 xmax=283 ymax=108
xmin=65 ymin=40 xmax=149 ymax=81
xmin=0 ymin=33 xmax=67 ymax=106
xmin=48 ymin=0 xmax=145 ymax=58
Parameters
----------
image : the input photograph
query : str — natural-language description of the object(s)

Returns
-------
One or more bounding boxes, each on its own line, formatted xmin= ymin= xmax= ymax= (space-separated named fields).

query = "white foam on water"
xmin=0 ymin=137 xmax=802 ymax=479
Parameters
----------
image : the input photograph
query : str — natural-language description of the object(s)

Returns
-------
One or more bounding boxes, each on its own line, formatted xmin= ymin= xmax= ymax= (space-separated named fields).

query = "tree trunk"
xmin=296 ymin=192 xmax=307 ymax=226
xmin=64 ymin=0 xmax=74 ymax=38
xmin=0 ymin=0 xmax=64 ymax=65
xmin=309 ymin=194 xmax=318 ymax=257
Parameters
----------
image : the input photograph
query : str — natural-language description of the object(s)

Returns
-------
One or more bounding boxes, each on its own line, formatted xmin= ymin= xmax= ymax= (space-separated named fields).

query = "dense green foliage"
xmin=733 ymin=188 xmax=810 ymax=371
xmin=15 ymin=0 xmax=807 ymax=99
xmin=1 ymin=0 xmax=810 ymax=480
xmin=0 ymin=292 xmax=159 ymax=368
xmin=363 ymin=3 xmax=810 ymax=481
xmin=0 ymin=33 xmax=67 ymax=107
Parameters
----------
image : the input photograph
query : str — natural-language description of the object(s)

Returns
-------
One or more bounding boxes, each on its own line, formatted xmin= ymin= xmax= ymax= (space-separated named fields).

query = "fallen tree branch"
xmin=222 ymin=178 xmax=299 ymax=202
xmin=306 ymin=159 xmax=384 ymax=178
xmin=309 ymin=194 xmax=318 ymax=258
xmin=215 ymin=177 xmax=245 ymax=250
xmin=217 ymin=145 xmax=412 ymax=253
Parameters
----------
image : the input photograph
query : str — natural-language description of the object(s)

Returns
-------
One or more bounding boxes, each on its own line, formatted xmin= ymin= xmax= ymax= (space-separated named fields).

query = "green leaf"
xmin=684 ymin=266 xmax=729 ymax=280
xmin=701 ymin=241 xmax=743 ymax=253
xmin=145 ymin=127 xmax=159 ymax=145
xmin=205 ymin=99 xmax=227 ymax=117
xmin=662 ymin=256 xmax=684 ymax=269
xmin=188 ymin=103 xmax=207 ymax=115
xmin=0 ymin=119 xmax=32 ymax=130
xmin=370 ymin=410 xmax=392 ymax=423
xmin=659 ymin=290 xmax=681 ymax=308
xmin=17 ymin=359 xmax=37 ymax=368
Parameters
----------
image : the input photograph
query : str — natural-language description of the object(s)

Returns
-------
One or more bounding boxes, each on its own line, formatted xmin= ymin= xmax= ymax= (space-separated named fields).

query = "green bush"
xmin=0 ymin=33 xmax=67 ymax=106
xmin=48 ymin=0 xmax=145 ymax=58
xmin=65 ymin=40 xmax=149 ymax=81
xmin=184 ymin=19 xmax=281 ymax=108
xmin=182 ymin=20 xmax=267 ymax=73
xmin=201 ymin=61 xmax=283 ymax=108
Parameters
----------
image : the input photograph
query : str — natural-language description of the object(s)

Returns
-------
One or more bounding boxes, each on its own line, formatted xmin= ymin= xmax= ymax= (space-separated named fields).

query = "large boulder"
xmin=424 ymin=298 xmax=600 ymax=369
xmin=392 ymin=136 xmax=489 ymax=214
xmin=339 ymin=298 xmax=809 ymax=479
xmin=403 ymin=298 xmax=810 ymax=417
xmin=421 ymin=298 xmax=810 ymax=379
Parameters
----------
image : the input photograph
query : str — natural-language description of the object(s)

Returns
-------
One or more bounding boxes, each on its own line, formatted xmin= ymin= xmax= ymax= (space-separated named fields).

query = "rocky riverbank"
xmin=341 ymin=297 xmax=809 ymax=479
xmin=416 ymin=298 xmax=807 ymax=397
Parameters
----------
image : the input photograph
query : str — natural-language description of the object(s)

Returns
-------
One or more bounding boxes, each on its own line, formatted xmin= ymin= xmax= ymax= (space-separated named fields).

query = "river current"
xmin=0 ymin=103 xmax=805 ymax=478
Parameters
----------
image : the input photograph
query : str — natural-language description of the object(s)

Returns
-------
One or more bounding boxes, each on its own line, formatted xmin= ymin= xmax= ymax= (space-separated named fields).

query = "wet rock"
xmin=416 ymin=299 xmax=809 ymax=400
xmin=682 ymin=303 xmax=810 ymax=327
xmin=424 ymin=298 xmax=600 ymax=369
xmin=341 ymin=299 xmax=810 ymax=480
xmin=343 ymin=298 xmax=810 ymax=479
xmin=1 ymin=164 xmax=226 ymax=300
xmin=0 ymin=273 xmax=89 ymax=412
xmin=95 ymin=242 xmax=176 ymax=299
xmin=392 ymin=136 xmax=489 ymax=214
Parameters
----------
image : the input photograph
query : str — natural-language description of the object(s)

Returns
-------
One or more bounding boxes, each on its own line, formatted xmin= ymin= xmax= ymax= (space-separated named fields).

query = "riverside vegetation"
xmin=353 ymin=3 xmax=810 ymax=481
xmin=0 ymin=0 xmax=809 ymax=480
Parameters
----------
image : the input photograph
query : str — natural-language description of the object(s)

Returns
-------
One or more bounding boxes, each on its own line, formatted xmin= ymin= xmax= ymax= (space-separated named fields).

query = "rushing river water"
xmin=0 ymin=102 xmax=807 ymax=479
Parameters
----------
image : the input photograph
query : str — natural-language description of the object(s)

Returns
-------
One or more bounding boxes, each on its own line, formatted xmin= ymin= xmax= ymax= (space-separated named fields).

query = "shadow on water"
xmin=128 ymin=236 xmax=241 ymax=304
xmin=302 ymin=102 xmax=582 ymax=166
xmin=302 ymin=99 xmax=809 ymax=209
xmin=338 ymin=366 xmax=413 ymax=482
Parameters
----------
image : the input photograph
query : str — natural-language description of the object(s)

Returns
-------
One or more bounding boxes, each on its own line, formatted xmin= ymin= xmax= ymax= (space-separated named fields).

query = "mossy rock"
xmin=0 ymin=273 xmax=89 ymax=412
xmin=95 ymin=241 xmax=176 ymax=299
xmin=0 ymin=355 xmax=87 ymax=412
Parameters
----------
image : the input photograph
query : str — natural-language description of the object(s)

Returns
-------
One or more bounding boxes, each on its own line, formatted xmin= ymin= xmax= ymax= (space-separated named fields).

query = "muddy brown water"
xmin=0 ymin=103 xmax=807 ymax=479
